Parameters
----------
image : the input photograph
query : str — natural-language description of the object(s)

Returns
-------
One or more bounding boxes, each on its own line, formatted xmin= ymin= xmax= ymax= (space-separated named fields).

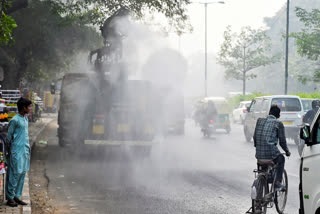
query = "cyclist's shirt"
xmin=253 ymin=115 xmax=289 ymax=160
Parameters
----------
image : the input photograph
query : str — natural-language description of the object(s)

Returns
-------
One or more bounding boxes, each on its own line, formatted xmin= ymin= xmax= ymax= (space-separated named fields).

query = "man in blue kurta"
xmin=6 ymin=97 xmax=32 ymax=207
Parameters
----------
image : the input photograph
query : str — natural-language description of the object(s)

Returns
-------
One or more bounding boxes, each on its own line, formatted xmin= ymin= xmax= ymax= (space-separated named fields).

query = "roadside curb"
xmin=22 ymin=172 xmax=31 ymax=214
xmin=29 ymin=118 xmax=55 ymax=149
xmin=22 ymin=117 xmax=55 ymax=214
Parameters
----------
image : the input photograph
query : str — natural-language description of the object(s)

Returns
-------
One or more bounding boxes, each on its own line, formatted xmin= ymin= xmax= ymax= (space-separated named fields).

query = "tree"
xmin=292 ymin=8 xmax=320 ymax=60
xmin=1 ymin=0 xmax=102 ymax=89
xmin=54 ymin=0 xmax=190 ymax=32
xmin=0 ymin=0 xmax=29 ymax=46
xmin=291 ymin=7 xmax=320 ymax=83
xmin=259 ymin=0 xmax=320 ymax=92
xmin=0 ymin=1 xmax=17 ymax=46
xmin=218 ymin=26 xmax=279 ymax=95
xmin=0 ymin=0 xmax=191 ymax=89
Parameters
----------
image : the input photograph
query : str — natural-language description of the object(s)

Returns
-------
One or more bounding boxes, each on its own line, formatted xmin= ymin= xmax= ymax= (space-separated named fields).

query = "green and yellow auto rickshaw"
xmin=202 ymin=97 xmax=231 ymax=134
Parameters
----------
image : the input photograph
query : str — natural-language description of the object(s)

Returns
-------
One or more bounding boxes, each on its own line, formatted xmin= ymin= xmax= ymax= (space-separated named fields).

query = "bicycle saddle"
xmin=257 ymin=159 xmax=274 ymax=166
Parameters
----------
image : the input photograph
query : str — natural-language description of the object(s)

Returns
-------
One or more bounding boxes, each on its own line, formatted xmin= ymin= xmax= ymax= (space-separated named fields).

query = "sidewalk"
xmin=0 ymin=114 xmax=55 ymax=214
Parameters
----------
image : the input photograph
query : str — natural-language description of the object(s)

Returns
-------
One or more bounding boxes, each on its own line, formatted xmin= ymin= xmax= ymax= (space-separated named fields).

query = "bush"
xmin=228 ymin=92 xmax=320 ymax=111
xmin=228 ymin=92 xmax=268 ymax=110
xmin=294 ymin=92 xmax=320 ymax=99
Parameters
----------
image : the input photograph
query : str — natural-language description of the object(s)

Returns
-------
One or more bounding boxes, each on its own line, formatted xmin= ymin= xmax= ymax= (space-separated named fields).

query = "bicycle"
xmin=247 ymin=155 xmax=288 ymax=214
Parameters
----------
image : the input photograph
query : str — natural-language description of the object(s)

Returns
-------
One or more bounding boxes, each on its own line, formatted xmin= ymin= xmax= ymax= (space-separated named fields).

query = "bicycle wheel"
xmin=252 ymin=175 xmax=269 ymax=214
xmin=275 ymin=169 xmax=288 ymax=214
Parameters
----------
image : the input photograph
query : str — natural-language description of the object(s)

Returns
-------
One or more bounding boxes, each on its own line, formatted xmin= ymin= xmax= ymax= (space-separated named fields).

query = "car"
xmin=301 ymin=98 xmax=315 ymax=113
xmin=244 ymin=95 xmax=304 ymax=145
xmin=299 ymin=109 xmax=320 ymax=214
xmin=232 ymin=101 xmax=251 ymax=124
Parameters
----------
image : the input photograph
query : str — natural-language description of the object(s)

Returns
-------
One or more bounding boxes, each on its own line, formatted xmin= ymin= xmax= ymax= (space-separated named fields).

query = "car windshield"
xmin=271 ymin=98 xmax=301 ymax=112
xmin=302 ymin=100 xmax=313 ymax=112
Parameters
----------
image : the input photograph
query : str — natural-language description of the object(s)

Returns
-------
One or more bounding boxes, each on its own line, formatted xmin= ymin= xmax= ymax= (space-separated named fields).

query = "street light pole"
xmin=285 ymin=0 xmax=290 ymax=95
xmin=205 ymin=3 xmax=208 ymax=97
xmin=192 ymin=1 xmax=224 ymax=97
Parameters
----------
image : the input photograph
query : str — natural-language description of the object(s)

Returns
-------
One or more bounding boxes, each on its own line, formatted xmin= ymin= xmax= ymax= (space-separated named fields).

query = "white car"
xmin=232 ymin=101 xmax=251 ymax=124
xmin=299 ymin=108 xmax=320 ymax=214
xmin=244 ymin=95 xmax=304 ymax=145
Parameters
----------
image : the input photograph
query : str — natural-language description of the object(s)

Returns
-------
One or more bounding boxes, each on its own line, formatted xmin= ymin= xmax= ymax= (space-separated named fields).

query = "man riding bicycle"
xmin=253 ymin=105 xmax=291 ymax=191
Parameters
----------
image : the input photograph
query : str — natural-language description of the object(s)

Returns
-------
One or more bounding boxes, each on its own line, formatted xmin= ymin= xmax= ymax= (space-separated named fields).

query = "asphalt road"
xmin=32 ymin=118 xmax=301 ymax=214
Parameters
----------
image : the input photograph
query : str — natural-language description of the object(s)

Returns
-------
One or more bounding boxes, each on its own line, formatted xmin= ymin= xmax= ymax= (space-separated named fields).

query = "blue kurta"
xmin=6 ymin=114 xmax=30 ymax=199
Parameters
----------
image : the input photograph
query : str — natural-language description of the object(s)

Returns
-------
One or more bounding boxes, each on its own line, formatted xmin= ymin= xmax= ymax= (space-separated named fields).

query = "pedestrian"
xmin=6 ymin=97 xmax=32 ymax=207
xmin=303 ymin=99 xmax=320 ymax=125
xmin=253 ymin=105 xmax=291 ymax=192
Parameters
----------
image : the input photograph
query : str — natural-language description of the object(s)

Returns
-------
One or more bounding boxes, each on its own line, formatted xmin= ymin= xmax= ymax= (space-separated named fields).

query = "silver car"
xmin=244 ymin=95 xmax=304 ymax=145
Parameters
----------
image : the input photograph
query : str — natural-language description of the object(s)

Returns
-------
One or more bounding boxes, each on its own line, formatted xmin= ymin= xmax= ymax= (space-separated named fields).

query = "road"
xmin=32 ymin=118 xmax=301 ymax=214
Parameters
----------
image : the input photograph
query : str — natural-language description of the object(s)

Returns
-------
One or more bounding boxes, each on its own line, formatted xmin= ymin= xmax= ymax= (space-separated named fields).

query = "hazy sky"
xmin=168 ymin=0 xmax=287 ymax=56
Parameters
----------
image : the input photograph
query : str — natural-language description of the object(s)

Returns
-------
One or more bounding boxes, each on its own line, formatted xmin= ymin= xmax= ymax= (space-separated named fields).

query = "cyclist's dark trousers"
xmin=273 ymin=154 xmax=285 ymax=183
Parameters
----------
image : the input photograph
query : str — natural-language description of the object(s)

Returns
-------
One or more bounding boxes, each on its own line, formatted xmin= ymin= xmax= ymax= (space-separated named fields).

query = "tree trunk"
xmin=0 ymin=0 xmax=29 ymax=89
xmin=0 ymin=48 xmax=19 ymax=89
xmin=243 ymin=71 xmax=246 ymax=96
xmin=1 ymin=69 xmax=20 ymax=89
xmin=243 ymin=47 xmax=246 ymax=95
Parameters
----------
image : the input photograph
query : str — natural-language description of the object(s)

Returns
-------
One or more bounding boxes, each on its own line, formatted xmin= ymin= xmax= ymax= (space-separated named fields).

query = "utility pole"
xmin=205 ymin=3 xmax=208 ymax=97
xmin=285 ymin=0 xmax=290 ymax=95
xmin=192 ymin=1 xmax=224 ymax=97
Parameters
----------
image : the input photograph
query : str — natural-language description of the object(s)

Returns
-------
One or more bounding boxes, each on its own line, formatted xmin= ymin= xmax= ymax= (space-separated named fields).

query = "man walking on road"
xmin=6 ymin=97 xmax=32 ymax=207
xmin=253 ymin=105 xmax=291 ymax=191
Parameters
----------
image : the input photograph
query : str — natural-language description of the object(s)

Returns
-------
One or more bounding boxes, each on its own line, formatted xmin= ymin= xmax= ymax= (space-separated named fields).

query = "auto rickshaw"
xmin=201 ymin=97 xmax=231 ymax=134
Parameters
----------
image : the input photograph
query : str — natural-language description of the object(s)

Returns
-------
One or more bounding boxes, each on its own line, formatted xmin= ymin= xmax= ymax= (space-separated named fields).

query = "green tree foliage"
xmin=0 ymin=0 xmax=191 ymax=89
xmin=53 ymin=0 xmax=190 ymax=32
xmin=0 ymin=0 xmax=18 ymax=46
xmin=218 ymin=26 xmax=279 ymax=95
xmin=261 ymin=0 xmax=320 ymax=90
xmin=290 ymin=7 xmax=320 ymax=83
xmin=292 ymin=8 xmax=320 ymax=60
xmin=1 ymin=0 xmax=102 ymax=88
xmin=295 ymin=92 xmax=320 ymax=99
xmin=227 ymin=92 xmax=268 ymax=110
xmin=229 ymin=92 xmax=320 ymax=110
